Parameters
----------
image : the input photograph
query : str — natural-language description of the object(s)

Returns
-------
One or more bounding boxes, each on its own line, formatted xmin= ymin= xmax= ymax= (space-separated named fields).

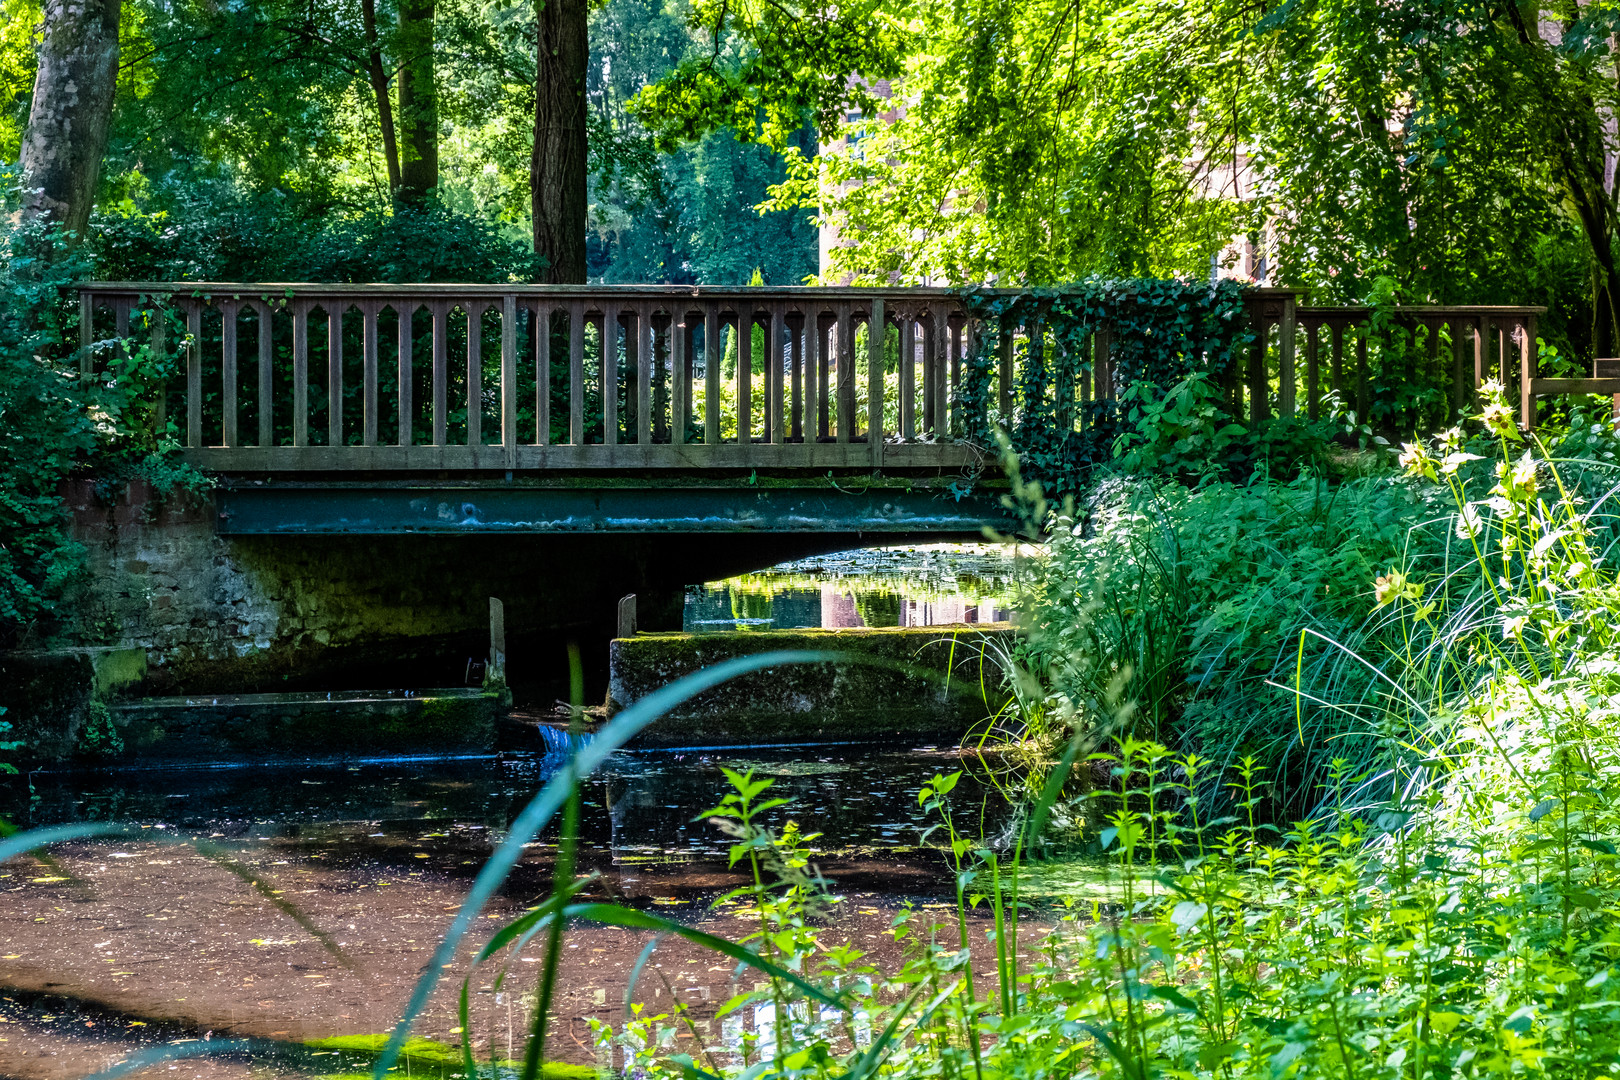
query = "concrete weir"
xmin=606 ymin=624 xmax=1016 ymax=747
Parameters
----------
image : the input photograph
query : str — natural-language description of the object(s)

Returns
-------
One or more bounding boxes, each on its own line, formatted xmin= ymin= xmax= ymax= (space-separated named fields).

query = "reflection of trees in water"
xmin=854 ymin=590 xmax=903 ymax=628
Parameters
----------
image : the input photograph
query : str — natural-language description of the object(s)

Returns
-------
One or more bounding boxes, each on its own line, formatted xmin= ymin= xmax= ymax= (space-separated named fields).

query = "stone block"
xmin=607 ymin=624 xmax=1017 ymax=747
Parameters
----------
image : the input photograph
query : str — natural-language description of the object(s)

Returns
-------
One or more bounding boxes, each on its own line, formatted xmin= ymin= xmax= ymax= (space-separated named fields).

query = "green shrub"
xmin=1019 ymin=467 xmax=1427 ymax=817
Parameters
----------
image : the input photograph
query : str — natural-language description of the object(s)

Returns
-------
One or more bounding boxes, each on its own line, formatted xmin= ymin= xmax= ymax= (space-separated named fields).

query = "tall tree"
xmin=361 ymin=0 xmax=403 ymax=197
xmin=396 ymin=0 xmax=438 ymax=201
xmin=532 ymin=0 xmax=587 ymax=282
xmin=19 ymin=0 xmax=120 ymax=237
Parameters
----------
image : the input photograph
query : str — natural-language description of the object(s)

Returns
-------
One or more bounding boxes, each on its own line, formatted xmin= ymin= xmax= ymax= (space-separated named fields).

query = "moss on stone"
xmin=608 ymin=624 xmax=1016 ymax=746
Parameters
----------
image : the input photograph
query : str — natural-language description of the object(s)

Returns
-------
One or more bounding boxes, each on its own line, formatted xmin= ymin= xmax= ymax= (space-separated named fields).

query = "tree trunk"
xmin=532 ymin=0 xmax=588 ymax=283
xmin=361 ymin=0 xmax=402 ymax=199
xmin=18 ymin=0 xmax=120 ymax=238
xmin=396 ymin=0 xmax=437 ymax=203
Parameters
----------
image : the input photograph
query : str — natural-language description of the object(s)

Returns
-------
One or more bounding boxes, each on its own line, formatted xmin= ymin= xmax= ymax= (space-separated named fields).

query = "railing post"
xmin=868 ymin=297 xmax=885 ymax=467
xmin=1519 ymin=313 xmax=1538 ymax=431
xmin=329 ymin=303 xmax=346 ymax=447
xmin=502 ymin=295 xmax=518 ymax=467
xmin=998 ymin=314 xmax=1014 ymax=430
xmin=1248 ymin=300 xmax=1270 ymax=423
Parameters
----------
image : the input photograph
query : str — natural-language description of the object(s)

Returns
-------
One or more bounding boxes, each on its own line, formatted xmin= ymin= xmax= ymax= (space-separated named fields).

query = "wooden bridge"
xmin=76 ymin=282 xmax=1552 ymax=534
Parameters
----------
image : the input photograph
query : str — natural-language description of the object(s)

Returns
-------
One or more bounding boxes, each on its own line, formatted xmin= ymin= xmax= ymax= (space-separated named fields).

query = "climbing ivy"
xmin=957 ymin=278 xmax=1255 ymax=496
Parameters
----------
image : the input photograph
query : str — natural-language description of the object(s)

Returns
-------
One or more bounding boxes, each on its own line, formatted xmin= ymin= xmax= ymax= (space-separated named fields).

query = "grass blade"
xmin=374 ymin=649 xmax=846 ymax=1079
xmin=566 ymin=903 xmax=845 ymax=1009
xmin=79 ymin=1040 xmax=257 ymax=1080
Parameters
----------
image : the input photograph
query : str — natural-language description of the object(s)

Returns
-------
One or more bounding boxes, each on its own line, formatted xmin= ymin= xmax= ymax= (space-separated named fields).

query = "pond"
xmin=0 ymin=743 xmax=1045 ymax=1079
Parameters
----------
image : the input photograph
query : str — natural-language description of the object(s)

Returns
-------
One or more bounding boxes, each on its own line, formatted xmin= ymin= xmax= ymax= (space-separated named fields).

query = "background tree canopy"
xmin=635 ymin=0 xmax=1607 ymax=359
xmin=0 ymin=0 xmax=818 ymax=285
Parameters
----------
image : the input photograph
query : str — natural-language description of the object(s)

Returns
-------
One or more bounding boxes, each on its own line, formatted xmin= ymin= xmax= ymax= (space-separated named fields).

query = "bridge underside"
xmin=149 ymin=475 xmax=1018 ymax=702
xmin=215 ymin=477 xmax=1015 ymax=536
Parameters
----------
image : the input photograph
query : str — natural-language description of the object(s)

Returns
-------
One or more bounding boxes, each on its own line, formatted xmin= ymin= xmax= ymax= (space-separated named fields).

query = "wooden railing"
xmin=80 ymin=284 xmax=981 ymax=472
xmin=76 ymin=283 xmax=1550 ymax=474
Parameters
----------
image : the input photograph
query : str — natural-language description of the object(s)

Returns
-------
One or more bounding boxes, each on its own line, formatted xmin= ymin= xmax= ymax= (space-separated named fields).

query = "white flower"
xmin=1502 ymin=615 xmax=1529 ymax=639
xmin=1455 ymin=503 xmax=1483 ymax=539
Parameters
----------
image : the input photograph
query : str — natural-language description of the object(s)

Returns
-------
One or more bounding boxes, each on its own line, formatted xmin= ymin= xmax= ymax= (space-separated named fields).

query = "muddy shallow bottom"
xmin=0 ymin=745 xmax=1043 ymax=1080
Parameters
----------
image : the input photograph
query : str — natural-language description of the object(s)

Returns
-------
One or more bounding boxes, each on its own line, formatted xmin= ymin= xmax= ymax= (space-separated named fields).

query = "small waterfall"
xmin=535 ymin=723 xmax=591 ymax=756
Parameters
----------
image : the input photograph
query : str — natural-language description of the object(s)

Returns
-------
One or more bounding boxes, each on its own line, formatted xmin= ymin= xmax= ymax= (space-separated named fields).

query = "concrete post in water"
xmin=487 ymin=597 xmax=509 ymax=702
xmin=617 ymin=594 xmax=637 ymax=639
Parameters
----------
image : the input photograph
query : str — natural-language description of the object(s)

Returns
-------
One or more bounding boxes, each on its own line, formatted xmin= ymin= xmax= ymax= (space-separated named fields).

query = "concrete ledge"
xmin=110 ymin=688 xmax=499 ymax=759
xmin=607 ymin=625 xmax=1015 ymax=747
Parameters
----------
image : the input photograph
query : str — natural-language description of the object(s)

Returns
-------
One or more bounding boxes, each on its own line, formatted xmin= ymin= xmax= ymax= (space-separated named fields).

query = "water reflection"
xmin=685 ymin=542 xmax=1028 ymax=632
xmin=14 ymin=747 xmax=1018 ymax=885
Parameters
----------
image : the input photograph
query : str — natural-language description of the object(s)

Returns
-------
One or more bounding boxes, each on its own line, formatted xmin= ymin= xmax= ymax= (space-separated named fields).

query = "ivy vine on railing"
xmin=957 ymin=278 xmax=1255 ymax=495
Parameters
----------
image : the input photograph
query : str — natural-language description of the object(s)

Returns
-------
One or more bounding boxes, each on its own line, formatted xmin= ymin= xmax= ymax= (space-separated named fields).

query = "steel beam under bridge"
xmin=215 ymin=480 xmax=1018 ymax=537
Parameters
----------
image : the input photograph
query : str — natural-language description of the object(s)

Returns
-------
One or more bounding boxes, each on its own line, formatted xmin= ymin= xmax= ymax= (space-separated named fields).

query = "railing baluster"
xmin=569 ymin=301 xmax=586 ymax=445
xmin=221 ymin=300 xmax=238 ymax=447
xmin=998 ymin=315 xmax=1014 ymax=427
xmin=1278 ymin=300 xmax=1297 ymax=416
xmin=601 ymin=309 xmax=618 ymax=447
xmin=637 ymin=303 xmax=653 ymax=445
xmin=1453 ymin=315 xmax=1469 ymax=420
xmin=466 ymin=303 xmax=483 ymax=447
xmin=114 ymin=302 xmax=129 ymax=362
xmin=186 ymin=302 xmax=203 ymax=448
xmin=362 ymin=302 xmax=379 ymax=447
xmin=921 ymin=314 xmax=935 ymax=434
xmin=292 ymin=301 xmax=309 ymax=448
xmin=1355 ymin=326 xmax=1369 ymax=422
xmin=397 ymin=302 xmax=414 ymax=447
xmin=502 ymin=296 xmax=517 ymax=466
xmin=770 ymin=304 xmax=787 ymax=446
xmin=818 ymin=312 xmax=832 ymax=439
xmin=898 ymin=313 xmax=915 ymax=439
xmin=802 ymin=309 xmax=819 ymax=442
xmin=258 ymin=301 xmax=274 ymax=447
xmin=534 ymin=302 xmax=551 ymax=446
xmin=79 ymin=292 xmax=94 ymax=376
xmin=949 ymin=316 xmax=962 ymax=436
xmin=736 ymin=307 xmax=752 ymax=444
xmin=1248 ymin=306 xmax=1269 ymax=423
xmin=431 ymin=302 xmax=447 ymax=446
xmin=1305 ymin=319 xmax=1320 ymax=421
xmin=704 ymin=304 xmax=721 ymax=445
xmin=868 ymin=298 xmax=885 ymax=464
xmin=329 ymin=304 xmax=345 ymax=447
xmin=933 ymin=310 xmax=949 ymax=435
xmin=671 ymin=310 xmax=688 ymax=445
xmin=790 ymin=311 xmax=804 ymax=441
xmin=1330 ymin=321 xmax=1345 ymax=408
xmin=150 ymin=302 xmax=167 ymax=438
